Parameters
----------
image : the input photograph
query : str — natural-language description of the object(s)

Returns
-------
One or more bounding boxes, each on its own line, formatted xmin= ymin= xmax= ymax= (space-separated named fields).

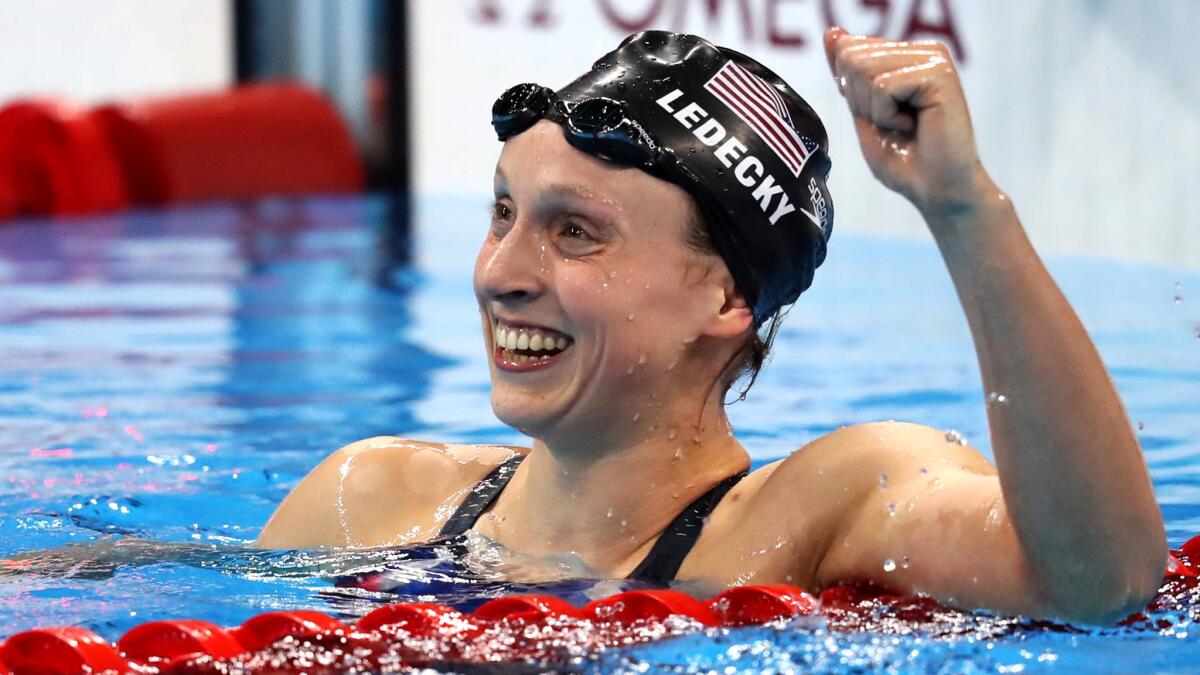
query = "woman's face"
xmin=474 ymin=121 xmax=748 ymax=446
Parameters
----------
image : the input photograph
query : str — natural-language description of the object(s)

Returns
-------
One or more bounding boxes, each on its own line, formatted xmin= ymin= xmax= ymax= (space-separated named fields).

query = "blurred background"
xmin=0 ymin=0 xmax=1198 ymax=647
xmin=0 ymin=0 xmax=1196 ymax=267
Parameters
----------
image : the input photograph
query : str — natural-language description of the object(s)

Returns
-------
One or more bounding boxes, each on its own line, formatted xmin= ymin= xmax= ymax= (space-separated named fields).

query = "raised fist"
xmin=824 ymin=27 xmax=990 ymax=217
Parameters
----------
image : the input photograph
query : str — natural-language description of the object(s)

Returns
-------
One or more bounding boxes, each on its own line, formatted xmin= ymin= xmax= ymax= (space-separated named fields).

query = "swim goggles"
xmin=491 ymin=83 xmax=664 ymax=169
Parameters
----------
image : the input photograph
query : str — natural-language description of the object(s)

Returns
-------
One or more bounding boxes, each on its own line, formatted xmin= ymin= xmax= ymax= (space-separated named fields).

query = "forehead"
xmin=494 ymin=120 xmax=693 ymax=220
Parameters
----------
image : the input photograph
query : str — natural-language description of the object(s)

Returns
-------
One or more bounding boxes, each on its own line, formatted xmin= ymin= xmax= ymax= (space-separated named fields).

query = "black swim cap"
xmin=492 ymin=31 xmax=834 ymax=325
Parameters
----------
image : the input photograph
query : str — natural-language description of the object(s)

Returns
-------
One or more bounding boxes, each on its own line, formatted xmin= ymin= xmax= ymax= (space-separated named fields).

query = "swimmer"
xmin=258 ymin=29 xmax=1166 ymax=625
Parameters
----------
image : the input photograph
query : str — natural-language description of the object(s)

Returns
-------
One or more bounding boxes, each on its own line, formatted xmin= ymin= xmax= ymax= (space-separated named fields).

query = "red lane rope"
xmin=3 ymin=535 xmax=1199 ymax=675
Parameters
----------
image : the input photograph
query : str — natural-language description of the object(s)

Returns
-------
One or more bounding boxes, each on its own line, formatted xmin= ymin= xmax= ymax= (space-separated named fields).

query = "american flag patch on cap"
xmin=704 ymin=60 xmax=815 ymax=177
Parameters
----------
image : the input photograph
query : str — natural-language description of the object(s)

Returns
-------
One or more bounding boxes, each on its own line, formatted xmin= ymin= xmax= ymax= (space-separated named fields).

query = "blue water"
xmin=0 ymin=195 xmax=1198 ymax=672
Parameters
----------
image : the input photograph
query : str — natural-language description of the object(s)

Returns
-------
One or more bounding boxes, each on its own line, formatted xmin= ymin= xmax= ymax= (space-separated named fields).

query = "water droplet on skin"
xmin=610 ymin=270 xmax=618 ymax=279
xmin=644 ymin=283 xmax=651 ymax=290
xmin=883 ymin=559 xmax=897 ymax=572
xmin=901 ymin=556 xmax=910 ymax=569
xmin=918 ymin=467 xmax=928 ymax=475
xmin=637 ymin=353 xmax=647 ymax=365
xmin=842 ymin=536 xmax=851 ymax=547
xmin=987 ymin=392 xmax=1009 ymax=405
xmin=632 ymin=413 xmax=640 ymax=422
xmin=667 ymin=429 xmax=678 ymax=440
xmin=931 ymin=478 xmax=943 ymax=489
xmin=878 ymin=472 xmax=888 ymax=489
xmin=620 ymin=518 xmax=627 ymax=527
xmin=627 ymin=314 xmax=635 ymax=321
xmin=626 ymin=365 xmax=635 ymax=374
xmin=606 ymin=507 xmax=614 ymax=518
xmin=672 ymin=492 xmax=680 ymax=499
xmin=886 ymin=502 xmax=897 ymax=516
xmin=672 ymin=446 xmax=683 ymax=461
xmin=944 ymin=429 xmax=967 ymax=445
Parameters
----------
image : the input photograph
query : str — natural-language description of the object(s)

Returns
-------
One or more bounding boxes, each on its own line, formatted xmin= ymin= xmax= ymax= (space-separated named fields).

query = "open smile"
xmin=492 ymin=319 xmax=574 ymax=373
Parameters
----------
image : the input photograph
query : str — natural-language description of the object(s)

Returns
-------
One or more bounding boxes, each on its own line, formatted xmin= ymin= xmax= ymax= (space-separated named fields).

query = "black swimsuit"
xmin=438 ymin=455 xmax=747 ymax=586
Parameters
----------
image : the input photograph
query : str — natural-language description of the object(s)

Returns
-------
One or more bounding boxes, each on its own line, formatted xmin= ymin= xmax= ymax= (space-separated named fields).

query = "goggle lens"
xmin=492 ymin=86 xmax=657 ymax=167
xmin=492 ymin=84 xmax=553 ymax=140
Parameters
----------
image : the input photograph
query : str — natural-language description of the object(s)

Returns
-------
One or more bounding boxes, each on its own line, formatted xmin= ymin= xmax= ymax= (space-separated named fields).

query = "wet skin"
xmin=259 ymin=29 xmax=1167 ymax=625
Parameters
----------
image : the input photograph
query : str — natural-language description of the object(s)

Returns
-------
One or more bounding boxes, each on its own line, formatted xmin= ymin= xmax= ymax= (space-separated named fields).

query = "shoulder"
xmin=742 ymin=422 xmax=994 ymax=534
xmin=767 ymin=421 xmax=993 ymax=486
xmin=315 ymin=436 xmax=523 ymax=486
xmin=256 ymin=437 xmax=527 ymax=549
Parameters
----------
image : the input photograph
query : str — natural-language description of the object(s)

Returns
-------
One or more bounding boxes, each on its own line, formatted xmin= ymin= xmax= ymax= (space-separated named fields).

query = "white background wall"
xmin=0 ymin=0 xmax=231 ymax=104
xmin=411 ymin=0 xmax=1200 ymax=269
xmin=0 ymin=1 xmax=1192 ymax=268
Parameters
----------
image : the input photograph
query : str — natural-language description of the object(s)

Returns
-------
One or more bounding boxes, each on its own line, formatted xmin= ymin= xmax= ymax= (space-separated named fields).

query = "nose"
xmin=475 ymin=221 xmax=546 ymax=307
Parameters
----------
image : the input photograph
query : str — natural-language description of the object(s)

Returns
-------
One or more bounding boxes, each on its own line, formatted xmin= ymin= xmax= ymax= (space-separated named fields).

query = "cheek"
xmin=557 ymin=257 xmax=694 ymax=351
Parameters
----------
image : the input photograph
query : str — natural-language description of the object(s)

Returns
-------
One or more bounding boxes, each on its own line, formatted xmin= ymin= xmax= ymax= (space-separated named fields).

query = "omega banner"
xmin=412 ymin=1 xmax=1199 ymax=268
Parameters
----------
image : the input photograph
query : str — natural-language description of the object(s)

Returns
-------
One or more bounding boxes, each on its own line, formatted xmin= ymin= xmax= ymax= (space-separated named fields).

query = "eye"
xmin=554 ymin=218 xmax=605 ymax=256
xmin=488 ymin=201 xmax=515 ymax=237
xmin=561 ymin=222 xmax=591 ymax=240
xmin=490 ymin=201 xmax=514 ymax=222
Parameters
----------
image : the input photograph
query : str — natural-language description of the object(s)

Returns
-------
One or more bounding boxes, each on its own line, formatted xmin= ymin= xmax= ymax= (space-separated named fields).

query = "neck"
xmin=481 ymin=384 xmax=750 ymax=573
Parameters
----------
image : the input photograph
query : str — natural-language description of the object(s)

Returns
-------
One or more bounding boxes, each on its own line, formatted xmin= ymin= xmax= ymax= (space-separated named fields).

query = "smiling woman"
xmin=256 ymin=29 xmax=1166 ymax=626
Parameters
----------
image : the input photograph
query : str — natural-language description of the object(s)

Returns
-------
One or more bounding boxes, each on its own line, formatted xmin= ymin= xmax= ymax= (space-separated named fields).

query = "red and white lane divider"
xmin=0 ymin=585 xmax=816 ymax=674
xmin=3 ymin=533 xmax=1200 ymax=675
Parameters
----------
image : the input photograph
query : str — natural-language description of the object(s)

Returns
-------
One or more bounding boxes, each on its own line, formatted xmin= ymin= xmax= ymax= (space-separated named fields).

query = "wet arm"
xmin=822 ymin=27 xmax=1165 ymax=624
xmin=923 ymin=183 xmax=1164 ymax=621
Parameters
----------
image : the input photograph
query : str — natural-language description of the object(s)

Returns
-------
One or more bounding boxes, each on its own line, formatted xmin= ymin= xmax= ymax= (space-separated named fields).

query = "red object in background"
xmin=710 ymin=584 xmax=817 ymax=626
xmin=0 ymin=100 xmax=127 ymax=217
xmin=0 ymin=163 xmax=15 ymax=220
xmin=93 ymin=83 xmax=364 ymax=206
xmin=356 ymin=602 xmax=472 ymax=635
xmin=118 ymin=619 xmax=244 ymax=666
xmin=230 ymin=611 xmax=345 ymax=652
xmin=0 ymin=626 xmax=128 ymax=674
xmin=1177 ymin=533 xmax=1200 ymax=568
xmin=473 ymin=594 xmax=585 ymax=622
xmin=1167 ymin=552 xmax=1197 ymax=578
xmin=586 ymin=589 xmax=719 ymax=626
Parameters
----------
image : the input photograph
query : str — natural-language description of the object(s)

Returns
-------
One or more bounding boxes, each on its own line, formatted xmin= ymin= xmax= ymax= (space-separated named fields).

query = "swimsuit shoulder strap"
xmin=626 ymin=471 xmax=747 ymax=587
xmin=437 ymin=454 xmax=525 ymax=538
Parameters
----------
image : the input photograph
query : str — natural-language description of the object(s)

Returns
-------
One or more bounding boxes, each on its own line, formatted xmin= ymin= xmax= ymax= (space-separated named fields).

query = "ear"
xmin=701 ymin=271 xmax=754 ymax=339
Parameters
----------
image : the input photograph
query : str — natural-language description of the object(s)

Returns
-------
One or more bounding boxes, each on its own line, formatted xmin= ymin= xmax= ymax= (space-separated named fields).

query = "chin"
xmin=490 ymin=389 xmax=557 ymax=438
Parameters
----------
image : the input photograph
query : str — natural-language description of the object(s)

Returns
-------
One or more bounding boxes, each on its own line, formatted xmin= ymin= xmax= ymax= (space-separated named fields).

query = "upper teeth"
xmin=493 ymin=321 xmax=570 ymax=352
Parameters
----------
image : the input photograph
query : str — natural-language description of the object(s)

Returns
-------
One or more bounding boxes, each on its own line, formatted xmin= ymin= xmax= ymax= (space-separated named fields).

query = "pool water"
xmin=0 ymin=195 xmax=1198 ymax=672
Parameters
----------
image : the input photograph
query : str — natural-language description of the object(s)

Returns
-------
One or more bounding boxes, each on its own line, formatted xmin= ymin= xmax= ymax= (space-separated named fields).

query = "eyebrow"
xmin=493 ymin=171 xmax=625 ymax=222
